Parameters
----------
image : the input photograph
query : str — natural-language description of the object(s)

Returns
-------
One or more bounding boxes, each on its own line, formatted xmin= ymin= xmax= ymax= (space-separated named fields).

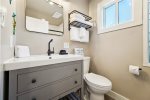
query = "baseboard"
xmin=107 ymin=90 xmax=130 ymax=100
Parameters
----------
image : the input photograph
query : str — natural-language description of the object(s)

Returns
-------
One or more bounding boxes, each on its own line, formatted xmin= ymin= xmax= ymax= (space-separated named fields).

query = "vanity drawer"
xmin=17 ymin=63 xmax=82 ymax=93
xmin=17 ymin=74 xmax=82 ymax=100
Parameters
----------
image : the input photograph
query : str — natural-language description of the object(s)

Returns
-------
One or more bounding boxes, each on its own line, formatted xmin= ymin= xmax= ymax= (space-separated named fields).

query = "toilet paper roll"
xmin=129 ymin=65 xmax=141 ymax=75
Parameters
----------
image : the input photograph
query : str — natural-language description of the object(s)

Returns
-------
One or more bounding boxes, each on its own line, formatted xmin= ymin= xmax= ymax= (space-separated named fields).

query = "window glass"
xmin=104 ymin=4 xmax=116 ymax=28
xmin=118 ymin=0 xmax=132 ymax=24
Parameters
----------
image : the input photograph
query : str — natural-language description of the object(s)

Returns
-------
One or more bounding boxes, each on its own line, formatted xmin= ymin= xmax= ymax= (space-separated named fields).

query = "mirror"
xmin=25 ymin=0 xmax=64 ymax=36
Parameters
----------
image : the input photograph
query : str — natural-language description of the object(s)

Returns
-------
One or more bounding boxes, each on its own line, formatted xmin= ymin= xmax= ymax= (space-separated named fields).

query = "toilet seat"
xmin=84 ymin=73 xmax=112 ymax=90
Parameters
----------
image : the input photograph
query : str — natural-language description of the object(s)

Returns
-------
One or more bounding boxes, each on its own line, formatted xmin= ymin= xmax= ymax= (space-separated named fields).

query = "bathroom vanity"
xmin=3 ymin=55 xmax=84 ymax=100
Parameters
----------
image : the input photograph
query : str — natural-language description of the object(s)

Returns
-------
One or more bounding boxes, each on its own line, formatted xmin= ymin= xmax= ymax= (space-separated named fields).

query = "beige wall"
xmin=89 ymin=0 xmax=150 ymax=100
xmin=16 ymin=0 xmax=90 ymax=56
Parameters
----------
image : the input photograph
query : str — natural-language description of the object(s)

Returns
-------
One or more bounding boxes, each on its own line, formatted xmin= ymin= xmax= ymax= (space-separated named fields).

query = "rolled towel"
xmin=70 ymin=13 xmax=85 ymax=21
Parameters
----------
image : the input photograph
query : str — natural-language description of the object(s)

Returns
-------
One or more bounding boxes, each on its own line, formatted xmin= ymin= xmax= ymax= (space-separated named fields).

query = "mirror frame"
xmin=25 ymin=0 xmax=64 ymax=36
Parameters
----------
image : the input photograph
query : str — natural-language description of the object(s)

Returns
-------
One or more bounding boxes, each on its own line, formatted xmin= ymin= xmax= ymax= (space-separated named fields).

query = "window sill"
xmin=98 ymin=21 xmax=142 ymax=34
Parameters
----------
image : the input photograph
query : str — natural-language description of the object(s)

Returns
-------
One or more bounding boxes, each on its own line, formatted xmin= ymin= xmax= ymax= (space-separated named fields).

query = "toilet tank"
xmin=83 ymin=57 xmax=90 ymax=74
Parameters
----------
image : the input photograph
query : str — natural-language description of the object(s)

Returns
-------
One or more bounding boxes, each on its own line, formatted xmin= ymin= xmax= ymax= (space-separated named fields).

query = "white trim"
xmin=107 ymin=90 xmax=130 ymax=100
xmin=143 ymin=0 xmax=150 ymax=67
xmin=97 ymin=0 xmax=142 ymax=34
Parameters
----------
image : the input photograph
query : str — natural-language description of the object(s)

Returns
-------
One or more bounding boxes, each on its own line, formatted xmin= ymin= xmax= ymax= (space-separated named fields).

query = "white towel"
xmin=79 ymin=27 xmax=86 ymax=39
xmin=79 ymin=28 xmax=89 ymax=43
xmin=70 ymin=13 xmax=85 ymax=21
xmin=70 ymin=26 xmax=80 ymax=41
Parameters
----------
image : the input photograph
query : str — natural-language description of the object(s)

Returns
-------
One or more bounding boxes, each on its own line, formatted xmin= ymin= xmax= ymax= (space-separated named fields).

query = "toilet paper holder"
xmin=129 ymin=65 xmax=142 ymax=75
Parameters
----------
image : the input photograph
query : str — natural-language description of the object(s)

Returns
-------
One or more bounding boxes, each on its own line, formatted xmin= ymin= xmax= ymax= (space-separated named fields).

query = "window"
xmin=104 ymin=3 xmax=116 ymax=28
xmin=118 ymin=0 xmax=132 ymax=24
xmin=103 ymin=0 xmax=132 ymax=28
xmin=97 ymin=0 xmax=142 ymax=34
xmin=143 ymin=0 xmax=150 ymax=67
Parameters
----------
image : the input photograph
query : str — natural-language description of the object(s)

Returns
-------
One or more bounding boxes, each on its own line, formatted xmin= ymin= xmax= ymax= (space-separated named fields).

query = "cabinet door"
xmin=17 ymin=62 xmax=82 ymax=93
xmin=18 ymin=75 xmax=82 ymax=100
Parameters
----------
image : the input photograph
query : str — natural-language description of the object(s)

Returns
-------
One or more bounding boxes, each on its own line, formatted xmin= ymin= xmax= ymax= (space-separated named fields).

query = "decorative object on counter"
xmin=74 ymin=48 xmax=84 ymax=56
xmin=15 ymin=45 xmax=30 ymax=58
xmin=12 ymin=12 xmax=16 ymax=35
xmin=59 ymin=50 xmax=68 ymax=55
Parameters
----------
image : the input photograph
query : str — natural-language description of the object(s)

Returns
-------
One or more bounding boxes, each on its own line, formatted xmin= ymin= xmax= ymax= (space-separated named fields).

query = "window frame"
xmin=143 ymin=0 xmax=150 ymax=67
xmin=97 ymin=0 xmax=142 ymax=34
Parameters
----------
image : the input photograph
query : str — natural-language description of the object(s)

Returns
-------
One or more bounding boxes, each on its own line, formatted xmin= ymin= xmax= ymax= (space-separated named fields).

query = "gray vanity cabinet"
xmin=4 ymin=61 xmax=83 ymax=100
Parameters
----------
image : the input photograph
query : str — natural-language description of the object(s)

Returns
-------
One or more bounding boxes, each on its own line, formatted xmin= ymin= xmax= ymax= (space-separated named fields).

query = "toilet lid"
xmin=85 ymin=73 xmax=112 ymax=87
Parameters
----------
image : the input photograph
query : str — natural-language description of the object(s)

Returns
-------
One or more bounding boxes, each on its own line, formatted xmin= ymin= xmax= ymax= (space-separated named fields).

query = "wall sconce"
xmin=49 ymin=1 xmax=54 ymax=5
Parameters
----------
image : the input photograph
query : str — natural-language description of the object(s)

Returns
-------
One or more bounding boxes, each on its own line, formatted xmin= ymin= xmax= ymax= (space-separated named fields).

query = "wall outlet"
xmin=64 ymin=42 xmax=69 ymax=49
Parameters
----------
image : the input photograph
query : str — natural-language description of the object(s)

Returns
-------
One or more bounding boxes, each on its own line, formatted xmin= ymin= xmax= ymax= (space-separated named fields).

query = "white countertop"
xmin=3 ymin=54 xmax=84 ymax=71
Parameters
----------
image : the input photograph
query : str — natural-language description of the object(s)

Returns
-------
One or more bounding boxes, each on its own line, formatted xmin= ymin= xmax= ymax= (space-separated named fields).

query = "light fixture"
xmin=49 ymin=1 xmax=54 ymax=5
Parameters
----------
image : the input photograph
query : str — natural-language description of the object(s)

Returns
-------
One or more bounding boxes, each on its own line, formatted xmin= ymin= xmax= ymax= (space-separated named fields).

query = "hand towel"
xmin=70 ymin=26 xmax=80 ymax=41
xmin=79 ymin=27 xmax=89 ymax=43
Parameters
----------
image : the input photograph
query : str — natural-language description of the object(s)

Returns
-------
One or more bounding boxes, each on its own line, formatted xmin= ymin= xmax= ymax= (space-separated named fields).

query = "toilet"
xmin=83 ymin=57 xmax=112 ymax=100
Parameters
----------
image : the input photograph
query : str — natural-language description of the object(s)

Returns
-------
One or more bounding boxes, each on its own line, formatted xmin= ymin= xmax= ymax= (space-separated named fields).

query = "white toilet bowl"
xmin=83 ymin=57 xmax=112 ymax=100
xmin=84 ymin=73 xmax=112 ymax=100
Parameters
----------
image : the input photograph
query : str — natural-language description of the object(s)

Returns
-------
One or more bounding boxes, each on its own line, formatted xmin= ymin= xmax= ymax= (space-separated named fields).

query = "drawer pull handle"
xmin=31 ymin=79 xmax=37 ymax=84
xmin=32 ymin=98 xmax=36 ymax=100
xmin=75 ymin=69 xmax=78 ymax=71
xmin=74 ymin=81 xmax=78 ymax=84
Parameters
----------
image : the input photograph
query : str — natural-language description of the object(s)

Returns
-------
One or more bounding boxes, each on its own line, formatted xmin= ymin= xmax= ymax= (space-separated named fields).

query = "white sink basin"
xmin=3 ymin=54 xmax=83 ymax=71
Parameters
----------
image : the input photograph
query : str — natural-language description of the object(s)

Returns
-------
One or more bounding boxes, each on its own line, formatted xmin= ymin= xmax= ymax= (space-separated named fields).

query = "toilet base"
xmin=90 ymin=93 xmax=104 ymax=100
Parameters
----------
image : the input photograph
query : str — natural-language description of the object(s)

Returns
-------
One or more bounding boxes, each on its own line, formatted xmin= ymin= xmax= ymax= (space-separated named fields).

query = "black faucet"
xmin=47 ymin=39 xmax=54 ymax=56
